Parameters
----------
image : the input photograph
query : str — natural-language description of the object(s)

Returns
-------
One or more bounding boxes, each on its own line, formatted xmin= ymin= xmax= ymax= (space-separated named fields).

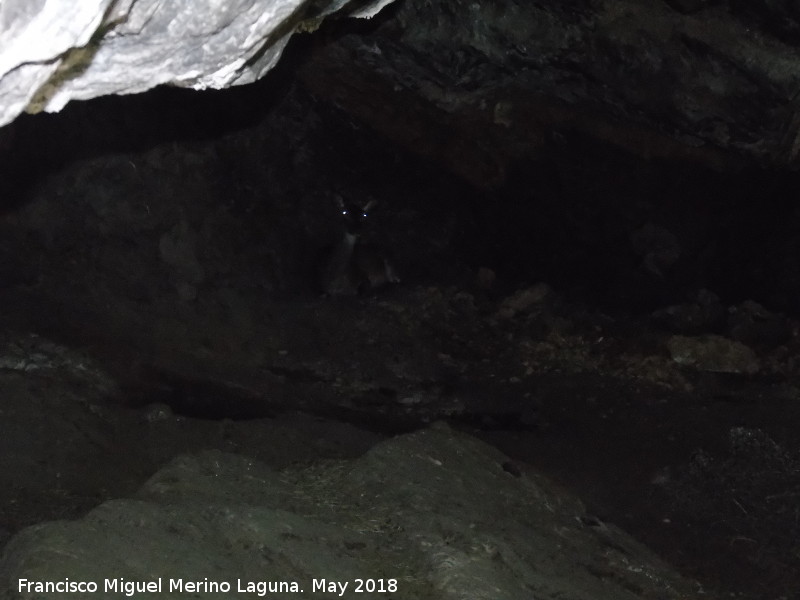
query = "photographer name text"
xmin=18 ymin=577 xmax=399 ymax=597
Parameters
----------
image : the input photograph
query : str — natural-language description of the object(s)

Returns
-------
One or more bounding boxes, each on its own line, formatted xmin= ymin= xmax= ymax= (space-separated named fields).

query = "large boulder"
xmin=1 ymin=424 xmax=700 ymax=599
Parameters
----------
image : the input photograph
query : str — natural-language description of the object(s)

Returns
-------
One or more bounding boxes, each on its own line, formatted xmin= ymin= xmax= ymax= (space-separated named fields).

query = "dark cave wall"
xmin=1 ymin=29 xmax=800 ymax=316
xmin=0 ymin=74 xmax=477 ymax=303
xmin=463 ymin=134 xmax=800 ymax=313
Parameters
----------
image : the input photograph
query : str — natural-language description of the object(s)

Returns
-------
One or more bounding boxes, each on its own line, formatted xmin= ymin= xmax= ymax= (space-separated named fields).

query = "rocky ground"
xmin=1 ymin=273 xmax=799 ymax=598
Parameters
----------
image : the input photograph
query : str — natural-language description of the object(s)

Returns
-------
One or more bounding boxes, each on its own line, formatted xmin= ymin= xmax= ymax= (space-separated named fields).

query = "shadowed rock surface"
xmin=1 ymin=426 xmax=701 ymax=600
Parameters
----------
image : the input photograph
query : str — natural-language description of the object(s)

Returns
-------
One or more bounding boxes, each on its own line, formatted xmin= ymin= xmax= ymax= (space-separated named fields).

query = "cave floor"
xmin=0 ymin=273 xmax=798 ymax=600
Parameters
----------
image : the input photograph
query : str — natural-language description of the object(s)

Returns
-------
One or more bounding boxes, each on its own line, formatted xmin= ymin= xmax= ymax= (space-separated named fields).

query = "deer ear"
xmin=362 ymin=199 xmax=378 ymax=212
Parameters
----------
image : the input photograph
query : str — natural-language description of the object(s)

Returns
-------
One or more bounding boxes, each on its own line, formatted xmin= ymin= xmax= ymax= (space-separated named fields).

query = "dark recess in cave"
xmin=6 ymin=66 xmax=800 ymax=313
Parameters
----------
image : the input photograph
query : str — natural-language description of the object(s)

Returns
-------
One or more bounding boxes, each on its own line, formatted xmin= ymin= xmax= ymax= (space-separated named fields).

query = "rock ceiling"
xmin=3 ymin=0 xmax=800 ymax=175
xmin=0 ymin=0 xmax=391 ymax=127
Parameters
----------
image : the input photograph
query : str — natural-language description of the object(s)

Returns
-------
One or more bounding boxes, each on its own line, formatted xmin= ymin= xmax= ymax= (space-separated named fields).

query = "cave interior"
xmin=1 ymin=6 xmax=800 ymax=599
